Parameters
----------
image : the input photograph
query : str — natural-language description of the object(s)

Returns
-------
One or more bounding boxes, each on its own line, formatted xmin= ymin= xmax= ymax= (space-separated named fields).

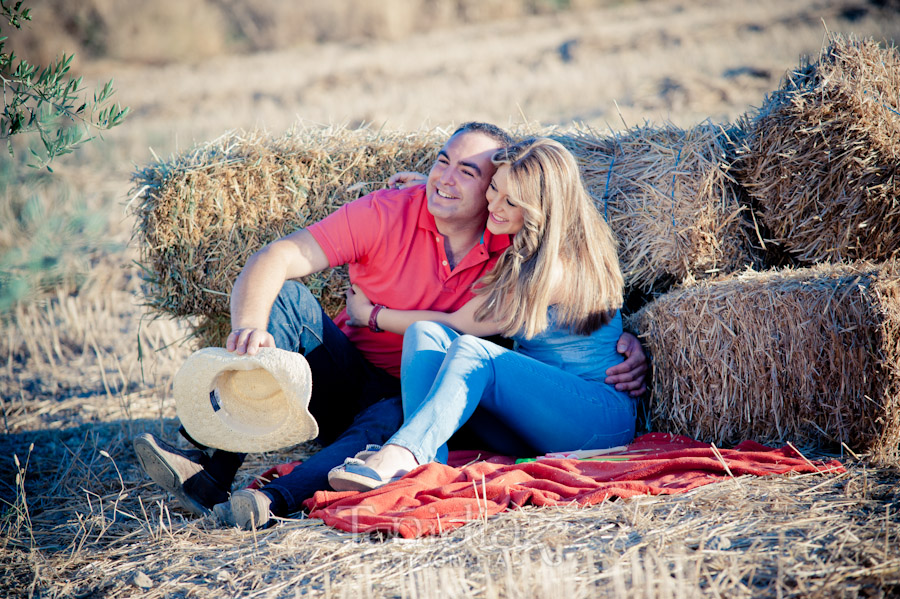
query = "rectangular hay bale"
xmin=559 ymin=121 xmax=761 ymax=298
xmin=735 ymin=34 xmax=900 ymax=264
xmin=630 ymin=261 xmax=900 ymax=463
xmin=130 ymin=125 xmax=444 ymax=336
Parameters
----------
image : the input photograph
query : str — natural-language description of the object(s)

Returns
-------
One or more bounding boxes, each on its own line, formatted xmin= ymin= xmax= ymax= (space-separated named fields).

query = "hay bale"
xmin=630 ymin=261 xmax=900 ymax=463
xmin=130 ymin=124 xmax=443 ymax=342
xmin=735 ymin=34 xmax=900 ymax=264
xmin=559 ymin=121 xmax=760 ymax=298
xmin=131 ymin=121 xmax=761 ymax=344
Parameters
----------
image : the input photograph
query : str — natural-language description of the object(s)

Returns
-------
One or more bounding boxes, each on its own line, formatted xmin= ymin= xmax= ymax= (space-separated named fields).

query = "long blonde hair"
xmin=474 ymin=137 xmax=624 ymax=338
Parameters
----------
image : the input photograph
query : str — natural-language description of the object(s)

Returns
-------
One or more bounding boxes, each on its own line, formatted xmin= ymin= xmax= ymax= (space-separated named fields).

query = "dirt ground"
xmin=3 ymin=0 xmax=900 ymax=597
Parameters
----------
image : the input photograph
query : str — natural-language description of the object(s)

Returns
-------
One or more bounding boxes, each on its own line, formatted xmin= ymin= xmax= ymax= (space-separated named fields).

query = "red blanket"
xmin=301 ymin=433 xmax=845 ymax=538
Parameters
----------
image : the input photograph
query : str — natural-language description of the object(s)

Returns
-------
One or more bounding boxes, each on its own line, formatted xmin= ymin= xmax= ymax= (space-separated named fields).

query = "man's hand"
xmin=345 ymin=284 xmax=375 ymax=327
xmin=228 ymin=229 xmax=329 ymax=356
xmin=605 ymin=331 xmax=648 ymax=397
xmin=387 ymin=171 xmax=427 ymax=189
xmin=226 ymin=327 xmax=276 ymax=355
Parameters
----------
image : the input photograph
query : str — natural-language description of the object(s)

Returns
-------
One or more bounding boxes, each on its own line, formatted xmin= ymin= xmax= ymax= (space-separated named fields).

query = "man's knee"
xmin=268 ymin=280 xmax=325 ymax=351
xmin=271 ymin=280 xmax=317 ymax=316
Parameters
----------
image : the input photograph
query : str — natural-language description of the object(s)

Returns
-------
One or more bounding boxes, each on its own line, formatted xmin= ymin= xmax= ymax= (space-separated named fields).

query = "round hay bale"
xmin=558 ymin=121 xmax=761 ymax=299
xmin=630 ymin=261 xmax=900 ymax=463
xmin=130 ymin=124 xmax=444 ymax=335
xmin=735 ymin=34 xmax=900 ymax=264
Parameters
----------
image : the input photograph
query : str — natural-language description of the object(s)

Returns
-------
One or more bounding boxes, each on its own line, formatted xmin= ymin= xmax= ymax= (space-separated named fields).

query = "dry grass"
xmin=735 ymin=34 xmax=900 ymax=265
xmin=2 ymin=410 xmax=899 ymax=598
xmin=0 ymin=290 xmax=190 ymax=436
xmin=3 ymin=253 xmax=898 ymax=598
xmin=9 ymin=0 xmax=618 ymax=66
xmin=630 ymin=261 xmax=900 ymax=464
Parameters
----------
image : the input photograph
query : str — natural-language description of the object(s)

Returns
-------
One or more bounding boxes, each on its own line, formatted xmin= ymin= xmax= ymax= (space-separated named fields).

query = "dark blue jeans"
xmin=205 ymin=280 xmax=402 ymax=514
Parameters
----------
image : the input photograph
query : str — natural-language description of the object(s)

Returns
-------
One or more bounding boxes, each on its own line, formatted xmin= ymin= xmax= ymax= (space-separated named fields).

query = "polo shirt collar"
xmin=415 ymin=187 xmax=441 ymax=235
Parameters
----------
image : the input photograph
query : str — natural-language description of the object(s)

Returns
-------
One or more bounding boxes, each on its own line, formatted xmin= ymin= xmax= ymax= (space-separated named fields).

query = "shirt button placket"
xmin=436 ymin=234 xmax=450 ymax=274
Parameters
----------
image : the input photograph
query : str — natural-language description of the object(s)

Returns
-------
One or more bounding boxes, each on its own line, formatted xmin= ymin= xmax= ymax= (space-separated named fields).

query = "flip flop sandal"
xmin=327 ymin=458 xmax=400 ymax=492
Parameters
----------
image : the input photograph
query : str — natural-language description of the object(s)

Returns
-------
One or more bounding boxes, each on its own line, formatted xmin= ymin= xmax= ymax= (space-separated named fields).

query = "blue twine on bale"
xmin=670 ymin=144 xmax=683 ymax=229
xmin=602 ymin=154 xmax=615 ymax=224
xmin=863 ymin=89 xmax=900 ymax=118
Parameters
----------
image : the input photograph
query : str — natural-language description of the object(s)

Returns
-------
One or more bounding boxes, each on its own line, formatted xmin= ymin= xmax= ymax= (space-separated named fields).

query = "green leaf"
xmin=0 ymin=7 xmax=129 ymax=167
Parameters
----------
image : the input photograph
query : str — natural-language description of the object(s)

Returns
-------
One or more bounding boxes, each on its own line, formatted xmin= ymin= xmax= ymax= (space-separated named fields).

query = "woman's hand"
xmin=387 ymin=171 xmax=427 ymax=189
xmin=605 ymin=331 xmax=649 ymax=397
xmin=345 ymin=284 xmax=375 ymax=327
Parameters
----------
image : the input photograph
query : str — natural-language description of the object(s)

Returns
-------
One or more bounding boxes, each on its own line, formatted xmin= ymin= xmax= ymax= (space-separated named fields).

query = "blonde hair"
xmin=474 ymin=137 xmax=624 ymax=338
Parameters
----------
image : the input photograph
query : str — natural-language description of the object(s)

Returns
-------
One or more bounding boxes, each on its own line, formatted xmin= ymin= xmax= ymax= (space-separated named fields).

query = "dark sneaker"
xmin=133 ymin=433 xmax=229 ymax=516
xmin=213 ymin=489 xmax=273 ymax=530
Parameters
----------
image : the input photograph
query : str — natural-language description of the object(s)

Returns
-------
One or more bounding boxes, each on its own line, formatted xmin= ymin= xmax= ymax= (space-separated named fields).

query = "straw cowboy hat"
xmin=174 ymin=347 xmax=318 ymax=453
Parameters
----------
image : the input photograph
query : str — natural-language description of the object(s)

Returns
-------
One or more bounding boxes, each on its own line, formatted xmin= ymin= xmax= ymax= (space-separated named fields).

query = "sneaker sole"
xmin=327 ymin=459 xmax=402 ymax=493
xmin=133 ymin=434 xmax=211 ymax=517
xmin=230 ymin=490 xmax=271 ymax=530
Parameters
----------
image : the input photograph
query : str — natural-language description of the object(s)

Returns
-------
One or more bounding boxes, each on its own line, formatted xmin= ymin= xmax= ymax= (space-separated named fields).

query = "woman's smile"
xmin=485 ymin=164 xmax=525 ymax=235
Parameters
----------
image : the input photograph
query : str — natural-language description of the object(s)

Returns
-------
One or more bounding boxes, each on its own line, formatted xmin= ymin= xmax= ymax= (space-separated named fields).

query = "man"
xmin=133 ymin=122 xmax=647 ymax=529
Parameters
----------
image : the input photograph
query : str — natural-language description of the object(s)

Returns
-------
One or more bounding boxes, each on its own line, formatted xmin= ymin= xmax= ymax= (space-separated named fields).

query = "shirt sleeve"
xmin=307 ymin=190 xmax=393 ymax=268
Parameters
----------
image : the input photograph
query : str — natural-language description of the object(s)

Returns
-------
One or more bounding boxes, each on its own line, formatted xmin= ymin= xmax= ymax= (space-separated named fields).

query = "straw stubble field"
xmin=3 ymin=0 xmax=900 ymax=597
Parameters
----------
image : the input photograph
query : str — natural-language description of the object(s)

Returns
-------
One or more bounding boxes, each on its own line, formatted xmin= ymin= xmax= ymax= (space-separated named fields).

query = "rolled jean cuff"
xmin=385 ymin=432 xmax=444 ymax=467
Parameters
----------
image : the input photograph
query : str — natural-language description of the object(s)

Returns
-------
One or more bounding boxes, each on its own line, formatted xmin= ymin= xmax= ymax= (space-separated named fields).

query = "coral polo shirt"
xmin=307 ymin=185 xmax=510 ymax=377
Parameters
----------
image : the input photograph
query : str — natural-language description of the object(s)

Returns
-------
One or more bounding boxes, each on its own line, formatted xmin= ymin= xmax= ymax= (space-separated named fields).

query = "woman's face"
xmin=485 ymin=165 xmax=525 ymax=236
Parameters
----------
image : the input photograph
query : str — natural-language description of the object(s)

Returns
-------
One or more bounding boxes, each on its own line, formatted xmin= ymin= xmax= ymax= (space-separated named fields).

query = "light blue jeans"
xmin=388 ymin=321 xmax=637 ymax=465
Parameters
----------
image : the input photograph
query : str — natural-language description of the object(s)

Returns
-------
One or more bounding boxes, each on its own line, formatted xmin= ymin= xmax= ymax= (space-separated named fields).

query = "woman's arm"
xmin=345 ymin=285 xmax=500 ymax=337
xmin=387 ymin=171 xmax=427 ymax=189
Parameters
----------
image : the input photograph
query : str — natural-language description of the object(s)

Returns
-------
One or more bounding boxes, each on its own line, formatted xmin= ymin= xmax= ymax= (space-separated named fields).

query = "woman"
xmin=328 ymin=137 xmax=637 ymax=491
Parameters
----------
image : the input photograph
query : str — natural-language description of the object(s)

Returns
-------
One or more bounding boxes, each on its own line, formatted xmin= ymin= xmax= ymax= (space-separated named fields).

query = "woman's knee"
xmin=403 ymin=321 xmax=456 ymax=353
xmin=449 ymin=334 xmax=491 ymax=359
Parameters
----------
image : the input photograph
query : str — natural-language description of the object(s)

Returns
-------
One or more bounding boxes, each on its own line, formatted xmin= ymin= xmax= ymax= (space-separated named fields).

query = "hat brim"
xmin=174 ymin=347 xmax=318 ymax=453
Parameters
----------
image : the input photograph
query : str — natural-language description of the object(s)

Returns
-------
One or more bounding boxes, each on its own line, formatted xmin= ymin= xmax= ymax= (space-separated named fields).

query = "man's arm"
xmin=605 ymin=331 xmax=648 ymax=397
xmin=227 ymin=229 xmax=330 ymax=355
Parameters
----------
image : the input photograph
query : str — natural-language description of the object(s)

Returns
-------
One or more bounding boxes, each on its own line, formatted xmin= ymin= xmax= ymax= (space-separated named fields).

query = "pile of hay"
xmin=736 ymin=34 xmax=900 ymax=264
xmin=629 ymin=261 xmax=900 ymax=463
xmin=130 ymin=125 xmax=443 ymax=344
xmin=561 ymin=121 xmax=760 ymax=296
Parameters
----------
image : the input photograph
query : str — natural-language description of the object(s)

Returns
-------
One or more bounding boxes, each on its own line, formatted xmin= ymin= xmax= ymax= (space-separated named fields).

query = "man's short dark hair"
xmin=451 ymin=122 xmax=515 ymax=148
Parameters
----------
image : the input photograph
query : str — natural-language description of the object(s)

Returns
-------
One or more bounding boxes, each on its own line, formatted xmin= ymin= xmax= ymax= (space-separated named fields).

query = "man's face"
xmin=425 ymin=131 xmax=500 ymax=230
